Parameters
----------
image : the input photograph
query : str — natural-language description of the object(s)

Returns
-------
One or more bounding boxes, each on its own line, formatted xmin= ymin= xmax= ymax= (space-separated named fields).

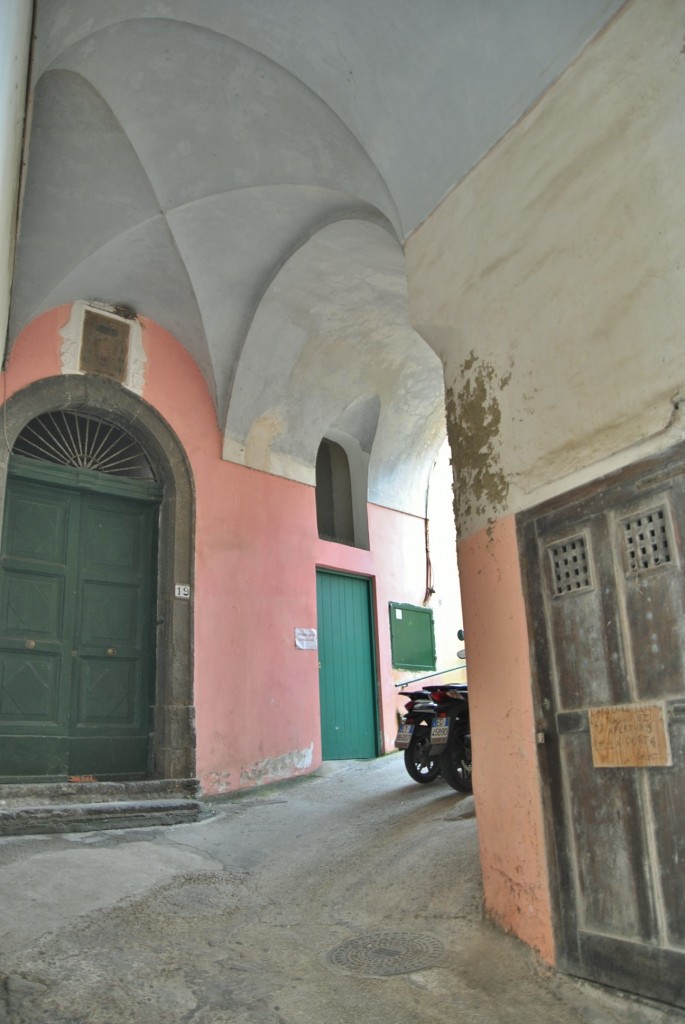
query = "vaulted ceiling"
xmin=10 ymin=0 xmax=624 ymax=513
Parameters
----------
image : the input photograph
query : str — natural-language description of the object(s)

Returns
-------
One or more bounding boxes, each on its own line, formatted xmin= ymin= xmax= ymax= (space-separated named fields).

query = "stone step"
xmin=0 ymin=778 xmax=199 ymax=807
xmin=0 ymin=779 xmax=205 ymax=835
xmin=0 ymin=797 xmax=204 ymax=836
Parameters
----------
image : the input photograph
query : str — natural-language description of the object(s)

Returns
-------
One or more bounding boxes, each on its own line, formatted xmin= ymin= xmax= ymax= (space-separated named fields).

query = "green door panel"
xmin=317 ymin=570 xmax=378 ymax=759
xmin=0 ymin=477 xmax=74 ymax=778
xmin=0 ymin=651 xmax=61 ymax=722
xmin=0 ymin=460 xmax=157 ymax=781
xmin=3 ymin=485 xmax=71 ymax=564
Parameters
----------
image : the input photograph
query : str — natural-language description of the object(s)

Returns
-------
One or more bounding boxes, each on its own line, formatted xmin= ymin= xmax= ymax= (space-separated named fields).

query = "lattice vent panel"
xmin=621 ymin=507 xmax=673 ymax=573
xmin=547 ymin=535 xmax=593 ymax=596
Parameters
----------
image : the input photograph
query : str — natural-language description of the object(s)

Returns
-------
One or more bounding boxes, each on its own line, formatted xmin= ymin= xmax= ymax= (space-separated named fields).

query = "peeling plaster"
xmin=446 ymin=351 xmax=510 ymax=534
xmin=240 ymin=743 xmax=315 ymax=786
xmin=203 ymin=771 xmax=233 ymax=796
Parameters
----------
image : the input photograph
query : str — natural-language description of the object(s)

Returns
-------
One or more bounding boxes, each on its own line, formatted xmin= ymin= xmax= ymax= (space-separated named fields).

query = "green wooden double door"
xmin=0 ymin=458 xmax=159 ymax=781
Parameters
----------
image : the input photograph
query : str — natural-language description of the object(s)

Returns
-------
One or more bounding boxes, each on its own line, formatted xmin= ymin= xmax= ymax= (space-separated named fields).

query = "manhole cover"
xmin=327 ymin=932 xmax=444 ymax=977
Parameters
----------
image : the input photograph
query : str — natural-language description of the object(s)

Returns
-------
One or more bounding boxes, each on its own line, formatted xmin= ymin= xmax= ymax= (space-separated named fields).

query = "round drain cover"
xmin=327 ymin=931 xmax=444 ymax=977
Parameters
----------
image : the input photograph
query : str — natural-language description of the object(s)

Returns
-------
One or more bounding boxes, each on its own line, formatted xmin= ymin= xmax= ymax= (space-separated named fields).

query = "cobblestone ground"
xmin=0 ymin=756 xmax=683 ymax=1024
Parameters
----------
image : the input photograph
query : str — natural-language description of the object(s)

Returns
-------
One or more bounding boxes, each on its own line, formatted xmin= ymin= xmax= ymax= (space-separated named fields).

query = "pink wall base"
xmin=458 ymin=516 xmax=554 ymax=962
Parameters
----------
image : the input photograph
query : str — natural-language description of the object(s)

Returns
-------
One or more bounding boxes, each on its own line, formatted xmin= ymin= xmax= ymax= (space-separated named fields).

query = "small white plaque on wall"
xmin=60 ymin=300 xmax=147 ymax=395
xmin=295 ymin=628 xmax=318 ymax=650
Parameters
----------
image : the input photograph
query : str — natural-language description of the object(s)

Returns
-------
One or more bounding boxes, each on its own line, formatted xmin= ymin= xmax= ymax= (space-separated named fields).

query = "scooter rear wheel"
xmin=404 ymin=731 xmax=441 ymax=783
xmin=439 ymin=730 xmax=472 ymax=793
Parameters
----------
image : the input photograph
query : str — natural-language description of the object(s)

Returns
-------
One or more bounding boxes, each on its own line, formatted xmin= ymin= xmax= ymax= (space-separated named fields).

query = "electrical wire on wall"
xmin=423 ymin=449 xmax=439 ymax=605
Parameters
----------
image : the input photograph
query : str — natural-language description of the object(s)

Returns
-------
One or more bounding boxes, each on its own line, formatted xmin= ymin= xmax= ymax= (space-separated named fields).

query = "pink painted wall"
xmin=458 ymin=515 xmax=554 ymax=961
xmin=3 ymin=307 xmax=446 ymax=793
xmin=5 ymin=307 xmax=552 ymax=963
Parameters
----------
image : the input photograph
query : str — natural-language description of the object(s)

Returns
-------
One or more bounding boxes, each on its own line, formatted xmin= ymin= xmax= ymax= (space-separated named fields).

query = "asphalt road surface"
xmin=0 ymin=755 xmax=682 ymax=1023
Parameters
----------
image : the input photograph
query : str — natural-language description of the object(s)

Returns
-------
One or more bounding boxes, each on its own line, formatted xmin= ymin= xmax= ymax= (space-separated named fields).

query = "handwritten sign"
xmin=589 ymin=703 xmax=671 ymax=768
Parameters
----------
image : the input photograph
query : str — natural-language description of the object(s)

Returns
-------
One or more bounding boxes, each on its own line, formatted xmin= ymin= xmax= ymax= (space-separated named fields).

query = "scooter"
xmin=395 ymin=687 xmax=441 ymax=783
xmin=432 ymin=684 xmax=472 ymax=793
xmin=395 ymin=682 xmax=471 ymax=791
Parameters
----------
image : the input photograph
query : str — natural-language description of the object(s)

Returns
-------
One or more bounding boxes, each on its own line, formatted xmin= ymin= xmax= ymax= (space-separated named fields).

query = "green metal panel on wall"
xmin=317 ymin=570 xmax=378 ymax=759
xmin=389 ymin=602 xmax=436 ymax=670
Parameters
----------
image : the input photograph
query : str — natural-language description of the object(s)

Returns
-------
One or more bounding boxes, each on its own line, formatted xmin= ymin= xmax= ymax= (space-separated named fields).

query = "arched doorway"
xmin=0 ymin=377 xmax=195 ymax=782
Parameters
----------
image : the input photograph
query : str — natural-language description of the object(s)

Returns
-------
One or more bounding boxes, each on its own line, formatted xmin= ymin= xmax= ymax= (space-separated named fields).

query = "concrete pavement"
xmin=0 ymin=754 xmax=682 ymax=1023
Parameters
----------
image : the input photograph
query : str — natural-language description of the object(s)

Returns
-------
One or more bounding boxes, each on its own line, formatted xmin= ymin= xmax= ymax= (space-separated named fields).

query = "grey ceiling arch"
xmin=169 ymin=192 xmax=399 ymax=425
xmin=9 ymin=69 xmax=211 ymax=394
xmin=11 ymin=0 xmax=628 ymax=516
xmin=41 ymin=17 xmax=401 ymax=230
xmin=31 ymin=0 xmax=626 ymax=237
xmin=330 ymin=395 xmax=381 ymax=456
xmin=222 ymin=217 xmax=446 ymax=515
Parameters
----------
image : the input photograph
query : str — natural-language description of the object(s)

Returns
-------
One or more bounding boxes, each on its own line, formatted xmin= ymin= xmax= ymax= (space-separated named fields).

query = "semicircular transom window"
xmin=12 ymin=411 xmax=154 ymax=480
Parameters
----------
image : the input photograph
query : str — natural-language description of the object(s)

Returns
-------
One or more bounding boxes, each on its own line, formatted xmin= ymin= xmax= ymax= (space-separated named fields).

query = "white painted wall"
xmin=426 ymin=438 xmax=465 ymax=678
xmin=0 ymin=1 xmax=32 ymax=360
xmin=406 ymin=0 xmax=685 ymax=538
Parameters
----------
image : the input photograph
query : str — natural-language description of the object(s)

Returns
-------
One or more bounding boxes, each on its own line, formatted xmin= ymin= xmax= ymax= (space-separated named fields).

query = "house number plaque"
xmin=589 ymin=703 xmax=672 ymax=768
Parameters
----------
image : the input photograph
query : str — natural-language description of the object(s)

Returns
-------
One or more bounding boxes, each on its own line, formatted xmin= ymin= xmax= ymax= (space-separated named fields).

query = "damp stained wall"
xmin=404 ymin=0 xmax=685 ymax=960
xmin=407 ymin=0 xmax=685 ymax=537
xmin=3 ymin=306 xmax=461 ymax=794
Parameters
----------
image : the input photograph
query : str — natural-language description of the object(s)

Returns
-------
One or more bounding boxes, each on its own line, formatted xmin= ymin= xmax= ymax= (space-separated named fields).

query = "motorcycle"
xmin=395 ymin=681 xmax=472 ymax=792
xmin=395 ymin=687 xmax=442 ymax=783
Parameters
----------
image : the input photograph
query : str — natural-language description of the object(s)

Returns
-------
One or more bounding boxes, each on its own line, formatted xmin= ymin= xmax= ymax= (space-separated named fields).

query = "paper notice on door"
xmin=295 ymin=628 xmax=318 ymax=650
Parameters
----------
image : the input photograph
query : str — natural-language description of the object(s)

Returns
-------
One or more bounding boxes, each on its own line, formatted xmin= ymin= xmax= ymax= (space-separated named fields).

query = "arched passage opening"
xmin=0 ymin=375 xmax=195 ymax=782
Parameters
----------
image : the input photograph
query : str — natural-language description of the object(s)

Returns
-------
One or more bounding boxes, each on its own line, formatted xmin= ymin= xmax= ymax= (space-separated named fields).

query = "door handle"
xmin=106 ymin=647 xmax=117 ymax=657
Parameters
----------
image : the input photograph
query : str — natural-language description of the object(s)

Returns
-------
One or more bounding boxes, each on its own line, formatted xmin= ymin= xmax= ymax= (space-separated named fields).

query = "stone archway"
xmin=0 ymin=375 xmax=195 ymax=780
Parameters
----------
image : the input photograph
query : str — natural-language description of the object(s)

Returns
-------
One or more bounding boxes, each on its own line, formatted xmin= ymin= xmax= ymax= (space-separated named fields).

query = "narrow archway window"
xmin=316 ymin=439 xmax=354 ymax=545
xmin=12 ymin=410 xmax=154 ymax=480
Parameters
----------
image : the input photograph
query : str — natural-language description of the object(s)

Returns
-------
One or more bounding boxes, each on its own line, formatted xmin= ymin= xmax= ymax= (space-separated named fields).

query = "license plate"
xmin=431 ymin=717 xmax=450 ymax=742
xmin=395 ymin=723 xmax=414 ymax=749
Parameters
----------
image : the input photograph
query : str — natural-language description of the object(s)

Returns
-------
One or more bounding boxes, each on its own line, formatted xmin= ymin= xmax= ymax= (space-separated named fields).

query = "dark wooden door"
xmin=317 ymin=570 xmax=378 ymax=759
xmin=0 ymin=458 xmax=159 ymax=781
xmin=519 ymin=450 xmax=685 ymax=1008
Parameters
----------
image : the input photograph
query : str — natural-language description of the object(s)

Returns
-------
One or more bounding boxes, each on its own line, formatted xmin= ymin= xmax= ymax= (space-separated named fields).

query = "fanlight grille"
xmin=12 ymin=411 xmax=154 ymax=479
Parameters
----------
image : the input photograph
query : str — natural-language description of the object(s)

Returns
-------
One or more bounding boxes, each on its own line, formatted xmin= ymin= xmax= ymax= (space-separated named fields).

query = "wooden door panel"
xmin=519 ymin=451 xmax=685 ymax=1008
xmin=74 ymin=658 xmax=141 ymax=727
xmin=80 ymin=582 xmax=141 ymax=645
xmin=546 ymin=588 xmax=625 ymax=710
xmin=561 ymin=735 xmax=658 ymax=940
xmin=0 ymin=651 xmax=61 ymax=724
xmin=0 ymin=463 xmax=157 ymax=780
xmin=545 ymin=520 xmax=629 ymax=710
xmin=1 ymin=571 xmax=64 ymax=639
xmin=0 ymin=736 xmax=68 ymax=779
xmin=650 ymin=759 xmax=685 ymax=946
xmin=3 ymin=487 xmax=70 ymax=564
xmin=80 ymin=500 xmax=147 ymax=572
xmin=623 ymin=568 xmax=685 ymax=702
xmin=71 ymin=491 xmax=154 ymax=774
xmin=0 ymin=478 xmax=74 ymax=775
xmin=317 ymin=571 xmax=378 ymax=760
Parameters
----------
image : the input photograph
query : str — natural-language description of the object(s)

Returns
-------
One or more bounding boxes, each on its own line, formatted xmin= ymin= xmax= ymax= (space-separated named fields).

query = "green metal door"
xmin=316 ymin=570 xmax=378 ymax=759
xmin=0 ymin=457 xmax=159 ymax=781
